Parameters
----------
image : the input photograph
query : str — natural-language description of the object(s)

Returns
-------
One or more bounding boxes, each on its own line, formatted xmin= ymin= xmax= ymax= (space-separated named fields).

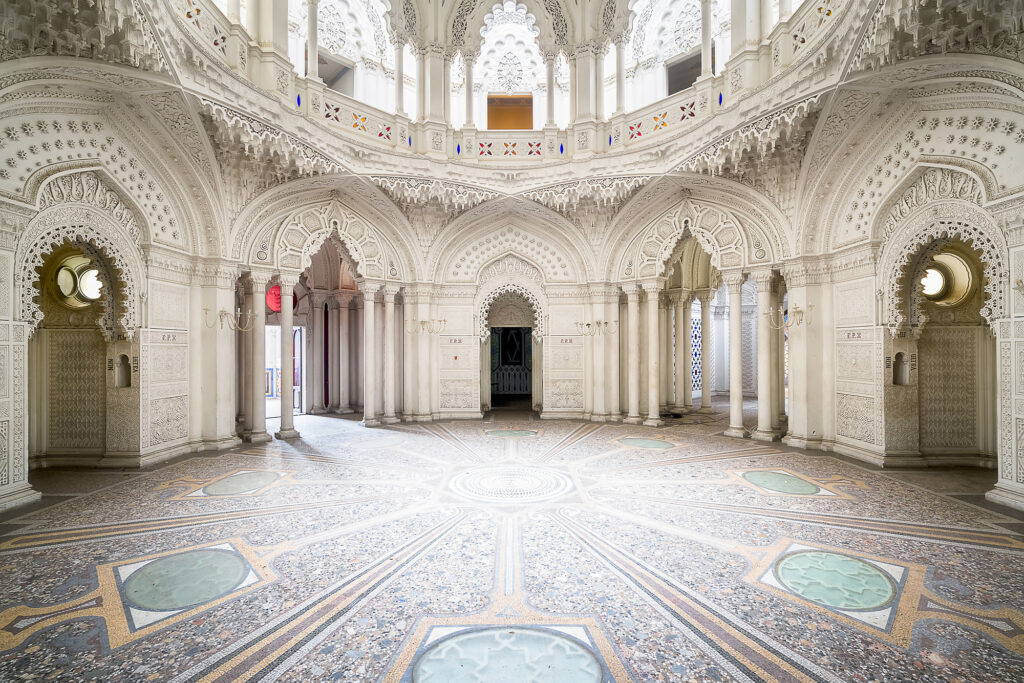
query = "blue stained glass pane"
xmin=457 ymin=143 xmax=461 ymax=155
xmin=296 ymin=94 xmax=301 ymax=108
xmin=560 ymin=143 xmax=564 ymax=154
xmin=408 ymin=137 xmax=412 ymax=146
xmin=718 ymin=93 xmax=723 ymax=106
xmin=609 ymin=135 xmax=612 ymax=146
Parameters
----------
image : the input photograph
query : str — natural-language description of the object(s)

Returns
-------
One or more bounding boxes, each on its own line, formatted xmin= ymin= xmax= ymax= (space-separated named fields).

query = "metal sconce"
xmin=574 ymin=320 xmax=618 ymax=336
xmin=765 ymin=304 xmax=811 ymax=330
xmin=407 ymin=318 xmax=447 ymax=335
xmin=203 ymin=307 xmax=254 ymax=331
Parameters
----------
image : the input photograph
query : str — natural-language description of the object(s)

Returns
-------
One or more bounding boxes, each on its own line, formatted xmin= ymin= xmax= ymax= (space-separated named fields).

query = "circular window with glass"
xmin=50 ymin=254 xmax=103 ymax=309
xmin=920 ymin=250 xmax=975 ymax=308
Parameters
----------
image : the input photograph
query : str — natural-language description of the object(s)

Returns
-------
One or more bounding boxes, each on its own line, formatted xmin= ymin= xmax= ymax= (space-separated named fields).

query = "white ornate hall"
xmin=1 ymin=0 xmax=1024 ymax=680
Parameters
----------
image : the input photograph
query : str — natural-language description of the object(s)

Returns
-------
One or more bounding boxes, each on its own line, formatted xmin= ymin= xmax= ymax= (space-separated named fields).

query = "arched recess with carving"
xmin=432 ymin=202 xmax=591 ymax=285
xmin=474 ymin=255 xmax=548 ymax=339
xmin=612 ymin=197 xmax=777 ymax=281
xmin=879 ymin=201 xmax=1006 ymax=334
xmin=248 ymin=199 xmax=410 ymax=282
xmin=447 ymin=0 xmax=574 ymax=57
xmin=16 ymin=204 xmax=145 ymax=340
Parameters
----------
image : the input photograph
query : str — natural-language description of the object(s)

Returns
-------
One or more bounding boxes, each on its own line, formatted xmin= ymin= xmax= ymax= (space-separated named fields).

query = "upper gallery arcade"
xmin=0 ymin=0 xmax=1023 ymax=519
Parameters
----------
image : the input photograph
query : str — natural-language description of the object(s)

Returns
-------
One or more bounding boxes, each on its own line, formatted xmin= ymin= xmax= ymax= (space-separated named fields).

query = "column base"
xmin=333 ymin=406 xmax=355 ymax=414
xmin=274 ymin=428 xmax=301 ymax=440
xmin=0 ymin=483 xmax=42 ymax=512
xmin=381 ymin=416 xmax=400 ymax=424
xmin=724 ymin=426 xmax=749 ymax=438
xmin=590 ymin=413 xmax=610 ymax=423
xmin=243 ymin=430 xmax=272 ymax=444
xmin=781 ymin=434 xmax=823 ymax=450
xmin=697 ymin=406 xmax=714 ymax=414
xmin=643 ymin=418 xmax=663 ymax=427
xmin=985 ymin=482 xmax=1024 ymax=513
xmin=310 ymin=407 xmax=328 ymax=415
xmin=362 ymin=418 xmax=381 ymax=427
xmin=750 ymin=429 xmax=781 ymax=442
xmin=623 ymin=416 xmax=643 ymax=425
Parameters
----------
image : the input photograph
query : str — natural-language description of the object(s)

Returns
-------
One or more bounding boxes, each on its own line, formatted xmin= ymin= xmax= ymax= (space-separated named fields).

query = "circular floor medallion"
xmin=742 ymin=470 xmax=820 ymax=495
xmin=123 ymin=548 xmax=249 ymax=612
xmin=486 ymin=429 xmax=538 ymax=437
xmin=449 ymin=466 xmax=574 ymax=504
xmin=412 ymin=626 xmax=603 ymax=683
xmin=774 ymin=550 xmax=896 ymax=611
xmin=203 ymin=470 xmax=281 ymax=496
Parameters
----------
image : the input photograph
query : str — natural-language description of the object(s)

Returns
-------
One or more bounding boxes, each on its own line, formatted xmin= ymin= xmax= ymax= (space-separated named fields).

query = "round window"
xmin=920 ymin=267 xmax=945 ymax=297
xmin=55 ymin=266 xmax=77 ymax=298
xmin=50 ymin=255 xmax=104 ymax=309
xmin=78 ymin=268 xmax=103 ymax=300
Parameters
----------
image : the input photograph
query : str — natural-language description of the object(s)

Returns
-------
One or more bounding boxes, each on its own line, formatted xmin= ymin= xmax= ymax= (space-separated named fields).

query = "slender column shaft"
xmin=594 ymin=49 xmax=604 ymax=121
xmin=353 ymin=300 xmax=363 ymax=405
xmin=779 ymin=0 xmax=793 ymax=21
xmin=327 ymin=300 xmax=340 ymax=411
xmin=682 ymin=295 xmax=693 ymax=410
xmin=394 ymin=43 xmax=405 ymax=116
xmin=660 ymin=297 xmax=670 ymax=410
xmin=362 ymin=287 xmax=378 ymax=425
xmin=417 ymin=299 xmax=431 ymax=419
xmin=464 ymin=56 xmax=475 ymax=127
xmin=644 ymin=283 xmax=662 ymax=426
xmin=310 ymin=296 xmax=325 ymax=412
xmin=701 ymin=0 xmax=713 ymax=75
xmin=240 ymin=287 xmax=252 ymax=431
xmin=545 ymin=56 xmax=556 ymax=126
xmin=725 ymin=276 xmax=747 ymax=437
xmin=607 ymin=296 xmax=620 ymax=418
xmin=625 ymin=286 xmax=641 ymax=422
xmin=228 ymin=0 xmax=241 ymax=23
xmin=276 ymin=279 xmax=299 ymax=438
xmin=674 ymin=293 xmax=689 ymax=410
xmin=698 ymin=291 xmax=713 ymax=412
xmin=615 ymin=41 xmax=625 ymax=114
xmin=753 ymin=273 xmax=775 ymax=440
xmin=306 ymin=0 xmax=318 ymax=78
xmin=416 ymin=49 xmax=426 ymax=121
xmin=338 ymin=298 xmax=351 ymax=410
xmin=247 ymin=276 xmax=270 ymax=442
xmin=592 ymin=299 xmax=606 ymax=418
xmin=383 ymin=288 xmax=397 ymax=421
xmin=775 ymin=286 xmax=787 ymax=425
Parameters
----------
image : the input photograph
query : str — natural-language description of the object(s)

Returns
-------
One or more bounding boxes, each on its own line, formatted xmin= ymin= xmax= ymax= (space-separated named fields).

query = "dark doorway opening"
xmin=490 ymin=327 xmax=532 ymax=409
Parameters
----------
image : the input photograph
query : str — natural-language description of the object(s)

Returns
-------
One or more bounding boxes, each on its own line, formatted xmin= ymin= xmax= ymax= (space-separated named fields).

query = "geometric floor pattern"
xmin=1 ymin=403 xmax=1023 ymax=681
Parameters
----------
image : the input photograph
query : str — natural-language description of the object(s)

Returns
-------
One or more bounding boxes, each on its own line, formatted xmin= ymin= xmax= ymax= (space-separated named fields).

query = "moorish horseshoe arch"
xmin=476 ymin=282 xmax=546 ymax=340
xmin=880 ymin=201 xmax=1007 ymax=334
xmin=16 ymin=205 xmax=145 ymax=340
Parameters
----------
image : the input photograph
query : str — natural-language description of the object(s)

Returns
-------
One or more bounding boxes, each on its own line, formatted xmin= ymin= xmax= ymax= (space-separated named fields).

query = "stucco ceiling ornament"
xmin=522 ymin=176 xmax=651 ymax=214
xmin=678 ymin=94 xmax=822 ymax=174
xmin=37 ymin=172 xmax=142 ymax=244
xmin=371 ymin=176 xmax=498 ymax=215
xmin=497 ymin=52 xmax=524 ymax=92
xmin=273 ymin=201 xmax=391 ymax=280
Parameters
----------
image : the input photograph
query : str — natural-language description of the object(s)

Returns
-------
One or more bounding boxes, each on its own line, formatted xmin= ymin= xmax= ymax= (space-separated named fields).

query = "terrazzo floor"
xmin=2 ymin=401 xmax=1023 ymax=682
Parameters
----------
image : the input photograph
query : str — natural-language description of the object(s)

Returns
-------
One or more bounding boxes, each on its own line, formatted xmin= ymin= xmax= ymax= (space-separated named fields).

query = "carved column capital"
xmin=721 ymin=271 xmax=746 ymax=290
xmin=696 ymin=288 xmax=715 ymax=305
xmin=382 ymin=284 xmax=400 ymax=302
xmin=621 ymin=283 xmax=640 ymax=300
xmin=750 ymin=269 xmax=774 ymax=290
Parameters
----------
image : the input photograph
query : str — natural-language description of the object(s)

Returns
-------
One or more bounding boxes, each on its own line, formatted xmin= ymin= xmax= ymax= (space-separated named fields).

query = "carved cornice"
xmin=522 ymin=176 xmax=651 ymax=214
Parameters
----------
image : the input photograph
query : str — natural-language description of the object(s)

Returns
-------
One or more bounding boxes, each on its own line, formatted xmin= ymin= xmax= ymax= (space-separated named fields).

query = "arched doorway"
xmin=480 ymin=290 xmax=542 ymax=413
xmin=27 ymin=243 xmax=136 ymax=464
xmin=883 ymin=239 xmax=997 ymax=465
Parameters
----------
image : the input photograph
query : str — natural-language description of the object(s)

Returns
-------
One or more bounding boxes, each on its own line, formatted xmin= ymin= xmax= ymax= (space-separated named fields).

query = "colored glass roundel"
xmin=265 ymin=285 xmax=298 ymax=313
xmin=412 ymin=626 xmax=602 ymax=682
xmin=123 ymin=549 xmax=249 ymax=612
xmin=774 ymin=550 xmax=896 ymax=611
xmin=742 ymin=470 xmax=820 ymax=495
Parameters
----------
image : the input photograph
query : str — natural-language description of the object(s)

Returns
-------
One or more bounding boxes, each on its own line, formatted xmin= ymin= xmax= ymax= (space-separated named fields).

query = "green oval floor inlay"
xmin=742 ymin=471 xmax=820 ymax=495
xmin=412 ymin=626 xmax=602 ymax=683
xmin=774 ymin=550 xmax=896 ymax=611
xmin=486 ymin=429 xmax=537 ymax=437
xmin=620 ymin=437 xmax=674 ymax=450
xmin=202 ymin=471 xmax=281 ymax=496
xmin=123 ymin=548 xmax=249 ymax=612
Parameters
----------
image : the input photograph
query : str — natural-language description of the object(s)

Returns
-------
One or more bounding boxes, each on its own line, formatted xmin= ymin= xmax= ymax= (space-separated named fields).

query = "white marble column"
xmin=415 ymin=47 xmax=426 ymax=122
xmin=394 ymin=43 xmax=405 ymax=116
xmin=752 ymin=271 xmax=777 ymax=440
xmin=643 ymin=281 xmax=663 ymax=427
xmin=697 ymin=290 xmax=713 ymax=412
xmin=701 ymin=0 xmax=713 ymax=76
xmin=614 ymin=40 xmax=626 ymax=115
xmin=310 ymin=293 xmax=326 ymax=413
xmin=246 ymin=272 xmax=271 ymax=442
xmin=774 ymin=283 xmax=787 ymax=428
xmin=464 ymin=53 xmax=475 ymax=127
xmin=592 ymin=297 xmax=606 ymax=420
xmin=623 ymin=284 xmax=641 ymax=424
xmin=336 ymin=293 xmax=352 ymax=412
xmin=594 ymin=46 xmax=605 ymax=121
xmin=362 ymin=284 xmax=380 ymax=426
xmin=353 ymin=298 xmax=363 ymax=407
xmin=545 ymin=53 xmax=556 ymax=127
xmin=327 ymin=298 xmax=340 ymax=411
xmin=306 ymin=0 xmax=318 ymax=79
xmin=779 ymin=0 xmax=793 ymax=21
xmin=674 ymin=292 xmax=692 ymax=411
xmin=724 ymin=273 xmax=747 ymax=438
xmin=607 ymin=292 xmax=621 ymax=419
xmin=238 ymin=282 xmax=251 ymax=434
xmin=382 ymin=285 xmax=399 ymax=423
xmin=659 ymin=295 xmax=670 ymax=412
xmin=276 ymin=276 xmax=300 ymax=439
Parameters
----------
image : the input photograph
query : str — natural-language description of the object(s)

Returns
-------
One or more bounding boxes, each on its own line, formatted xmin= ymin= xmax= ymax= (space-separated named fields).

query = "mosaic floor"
xmin=2 ymin=403 xmax=1024 ymax=682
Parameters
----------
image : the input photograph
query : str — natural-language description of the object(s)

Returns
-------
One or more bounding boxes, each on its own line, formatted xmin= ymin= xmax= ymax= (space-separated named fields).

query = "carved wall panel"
xmin=147 ymin=333 xmax=189 ymax=448
xmin=46 ymin=329 xmax=105 ymax=450
xmin=836 ymin=392 xmax=876 ymax=444
xmin=918 ymin=326 xmax=977 ymax=450
xmin=150 ymin=282 xmax=189 ymax=330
